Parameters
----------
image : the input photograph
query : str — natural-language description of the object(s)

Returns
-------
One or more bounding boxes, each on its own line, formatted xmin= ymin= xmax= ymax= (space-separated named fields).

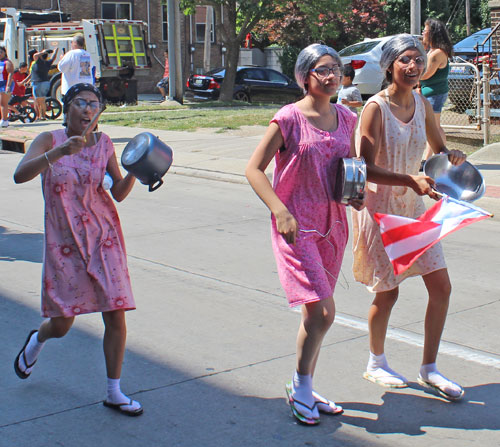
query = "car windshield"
xmin=339 ymin=41 xmax=381 ymax=56
xmin=205 ymin=67 xmax=225 ymax=76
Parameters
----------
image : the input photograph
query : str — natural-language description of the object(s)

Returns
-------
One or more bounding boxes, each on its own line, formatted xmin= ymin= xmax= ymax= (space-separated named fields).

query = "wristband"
xmin=44 ymin=152 xmax=53 ymax=168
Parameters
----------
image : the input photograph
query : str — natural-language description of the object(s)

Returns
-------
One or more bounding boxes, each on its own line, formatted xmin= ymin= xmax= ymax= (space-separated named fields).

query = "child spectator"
xmin=337 ymin=64 xmax=363 ymax=113
xmin=9 ymin=62 xmax=30 ymax=108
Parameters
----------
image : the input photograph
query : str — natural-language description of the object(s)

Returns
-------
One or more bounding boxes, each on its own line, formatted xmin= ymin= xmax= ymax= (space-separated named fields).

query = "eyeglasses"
xmin=72 ymin=98 xmax=101 ymax=111
xmin=396 ymin=55 xmax=425 ymax=66
xmin=310 ymin=66 xmax=342 ymax=78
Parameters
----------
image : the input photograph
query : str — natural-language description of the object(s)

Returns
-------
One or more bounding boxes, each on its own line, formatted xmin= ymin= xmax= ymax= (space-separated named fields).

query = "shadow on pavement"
xmin=0 ymin=226 xmax=43 ymax=263
xmin=340 ymin=382 xmax=500 ymax=436
xmin=0 ymin=288 xmax=385 ymax=447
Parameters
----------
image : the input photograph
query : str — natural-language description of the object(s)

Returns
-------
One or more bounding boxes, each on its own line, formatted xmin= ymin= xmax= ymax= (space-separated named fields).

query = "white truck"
xmin=0 ymin=7 xmax=151 ymax=103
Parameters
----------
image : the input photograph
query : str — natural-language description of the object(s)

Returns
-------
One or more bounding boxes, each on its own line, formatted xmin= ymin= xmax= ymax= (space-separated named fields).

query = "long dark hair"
xmin=425 ymin=18 xmax=453 ymax=58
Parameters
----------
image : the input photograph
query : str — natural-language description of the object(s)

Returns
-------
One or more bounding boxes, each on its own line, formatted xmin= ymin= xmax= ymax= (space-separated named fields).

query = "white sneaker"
xmin=0 ymin=119 xmax=9 ymax=128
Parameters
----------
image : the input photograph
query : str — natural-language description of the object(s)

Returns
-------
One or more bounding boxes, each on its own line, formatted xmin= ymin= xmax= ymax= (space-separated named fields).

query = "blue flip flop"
xmin=103 ymin=399 xmax=144 ymax=416
xmin=285 ymin=381 xmax=320 ymax=425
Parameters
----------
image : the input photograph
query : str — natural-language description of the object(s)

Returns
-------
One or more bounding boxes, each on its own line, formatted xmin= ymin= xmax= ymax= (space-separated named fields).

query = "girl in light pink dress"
xmin=247 ymin=44 xmax=363 ymax=425
xmin=13 ymin=83 xmax=142 ymax=416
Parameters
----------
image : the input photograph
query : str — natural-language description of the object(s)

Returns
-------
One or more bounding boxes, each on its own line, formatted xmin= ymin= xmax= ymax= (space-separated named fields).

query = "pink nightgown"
xmin=270 ymin=103 xmax=357 ymax=307
xmin=40 ymin=129 xmax=135 ymax=317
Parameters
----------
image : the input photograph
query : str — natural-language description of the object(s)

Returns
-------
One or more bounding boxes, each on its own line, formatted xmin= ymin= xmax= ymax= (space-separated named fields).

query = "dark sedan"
xmin=185 ymin=66 xmax=303 ymax=103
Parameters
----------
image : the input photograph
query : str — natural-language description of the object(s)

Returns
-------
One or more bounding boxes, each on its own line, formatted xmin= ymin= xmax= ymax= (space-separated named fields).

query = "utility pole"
xmin=167 ymin=0 xmax=176 ymax=100
xmin=167 ymin=0 xmax=183 ymax=103
xmin=203 ymin=6 xmax=212 ymax=73
xmin=410 ymin=0 xmax=421 ymax=35
xmin=466 ymin=0 xmax=471 ymax=35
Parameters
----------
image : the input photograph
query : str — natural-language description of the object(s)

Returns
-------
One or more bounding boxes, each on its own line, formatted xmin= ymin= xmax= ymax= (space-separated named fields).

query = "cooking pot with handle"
xmin=121 ymin=132 xmax=173 ymax=192
xmin=333 ymin=157 xmax=367 ymax=204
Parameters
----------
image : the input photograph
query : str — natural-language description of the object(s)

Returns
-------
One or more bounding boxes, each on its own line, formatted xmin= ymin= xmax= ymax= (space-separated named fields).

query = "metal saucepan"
xmin=121 ymin=132 xmax=173 ymax=192
xmin=424 ymin=153 xmax=485 ymax=202
xmin=334 ymin=157 xmax=367 ymax=204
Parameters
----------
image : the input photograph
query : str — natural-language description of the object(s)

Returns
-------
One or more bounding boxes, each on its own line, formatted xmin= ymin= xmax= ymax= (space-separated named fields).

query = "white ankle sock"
xmin=106 ymin=378 xmax=141 ymax=411
xmin=419 ymin=363 xmax=463 ymax=397
xmin=366 ymin=352 xmax=408 ymax=386
xmin=21 ymin=332 xmax=45 ymax=371
xmin=292 ymin=371 xmax=318 ymax=419
xmin=367 ymin=352 xmax=388 ymax=371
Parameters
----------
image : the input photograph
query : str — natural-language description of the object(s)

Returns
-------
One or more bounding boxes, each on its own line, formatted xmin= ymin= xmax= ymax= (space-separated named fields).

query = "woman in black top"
xmin=31 ymin=48 xmax=58 ymax=120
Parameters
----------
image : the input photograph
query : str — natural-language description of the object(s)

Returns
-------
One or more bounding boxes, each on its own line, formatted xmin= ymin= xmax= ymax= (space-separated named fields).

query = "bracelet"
xmin=44 ymin=151 xmax=53 ymax=169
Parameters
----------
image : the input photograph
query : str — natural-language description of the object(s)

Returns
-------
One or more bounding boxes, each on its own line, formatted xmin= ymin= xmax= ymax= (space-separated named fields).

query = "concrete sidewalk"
xmin=2 ymin=117 xmax=499 ymax=212
xmin=1 ymin=118 xmax=500 ymax=446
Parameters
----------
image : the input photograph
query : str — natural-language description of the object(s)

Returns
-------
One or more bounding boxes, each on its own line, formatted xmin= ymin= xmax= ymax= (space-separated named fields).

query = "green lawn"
xmin=100 ymin=101 xmax=280 ymax=132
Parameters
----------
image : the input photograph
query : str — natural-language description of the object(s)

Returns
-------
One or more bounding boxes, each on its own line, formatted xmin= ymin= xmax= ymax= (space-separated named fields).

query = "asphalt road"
xmin=0 ymin=122 xmax=499 ymax=446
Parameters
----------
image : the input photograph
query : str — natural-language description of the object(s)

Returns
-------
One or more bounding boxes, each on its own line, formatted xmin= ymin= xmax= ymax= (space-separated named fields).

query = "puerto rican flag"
xmin=374 ymin=196 xmax=493 ymax=275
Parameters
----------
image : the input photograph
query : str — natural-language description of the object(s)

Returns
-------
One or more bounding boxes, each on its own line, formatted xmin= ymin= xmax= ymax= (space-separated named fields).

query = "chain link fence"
xmin=442 ymin=61 xmax=500 ymax=151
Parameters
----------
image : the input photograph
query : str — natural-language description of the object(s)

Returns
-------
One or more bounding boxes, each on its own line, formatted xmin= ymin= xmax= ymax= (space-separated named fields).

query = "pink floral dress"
xmin=41 ymin=129 xmax=135 ymax=317
xmin=270 ymin=103 xmax=357 ymax=307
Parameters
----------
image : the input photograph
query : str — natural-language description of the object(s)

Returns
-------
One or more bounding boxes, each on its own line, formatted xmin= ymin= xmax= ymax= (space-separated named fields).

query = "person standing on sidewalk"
xmin=31 ymin=48 xmax=59 ymax=121
xmin=0 ymin=46 xmax=14 ymax=128
xmin=58 ymin=34 xmax=95 ymax=96
xmin=351 ymin=34 xmax=466 ymax=401
xmin=246 ymin=44 xmax=363 ymax=425
xmin=419 ymin=18 xmax=453 ymax=165
xmin=156 ymin=49 xmax=169 ymax=101
xmin=13 ymin=83 xmax=142 ymax=417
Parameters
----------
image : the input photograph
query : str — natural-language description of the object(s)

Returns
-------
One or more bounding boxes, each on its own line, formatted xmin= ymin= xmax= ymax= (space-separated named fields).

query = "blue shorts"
xmin=32 ymin=81 xmax=50 ymax=98
xmin=426 ymin=92 xmax=448 ymax=113
xmin=156 ymin=77 xmax=169 ymax=89
xmin=0 ymin=80 xmax=13 ymax=93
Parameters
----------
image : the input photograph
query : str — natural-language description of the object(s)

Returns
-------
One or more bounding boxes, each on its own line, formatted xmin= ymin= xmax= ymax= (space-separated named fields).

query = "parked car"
xmin=185 ymin=66 xmax=303 ymax=103
xmin=453 ymin=28 xmax=492 ymax=62
xmin=339 ymin=35 xmax=422 ymax=98
xmin=448 ymin=28 xmax=496 ymax=112
xmin=338 ymin=36 xmax=393 ymax=97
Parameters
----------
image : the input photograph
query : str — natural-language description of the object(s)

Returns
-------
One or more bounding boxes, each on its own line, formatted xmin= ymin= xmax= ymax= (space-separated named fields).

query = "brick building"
xmin=2 ymin=0 xmax=227 ymax=93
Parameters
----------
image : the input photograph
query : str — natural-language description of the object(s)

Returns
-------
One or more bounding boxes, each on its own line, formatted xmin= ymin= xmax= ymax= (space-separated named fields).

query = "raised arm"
xmin=106 ymin=149 xmax=136 ymax=202
xmin=14 ymin=132 xmax=85 ymax=183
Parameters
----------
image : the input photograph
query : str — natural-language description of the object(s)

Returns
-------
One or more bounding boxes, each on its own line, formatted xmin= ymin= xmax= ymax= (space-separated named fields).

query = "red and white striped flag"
xmin=374 ymin=196 xmax=492 ymax=275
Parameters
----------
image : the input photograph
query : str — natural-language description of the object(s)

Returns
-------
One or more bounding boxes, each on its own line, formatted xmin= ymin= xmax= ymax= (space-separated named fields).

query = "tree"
xmin=181 ymin=1 xmax=275 ymax=102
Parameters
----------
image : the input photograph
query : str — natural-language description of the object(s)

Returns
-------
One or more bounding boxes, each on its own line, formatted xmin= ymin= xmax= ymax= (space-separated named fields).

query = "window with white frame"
xmin=195 ymin=6 xmax=215 ymax=43
xmin=162 ymin=4 xmax=168 ymax=41
xmin=102 ymin=2 xmax=132 ymax=20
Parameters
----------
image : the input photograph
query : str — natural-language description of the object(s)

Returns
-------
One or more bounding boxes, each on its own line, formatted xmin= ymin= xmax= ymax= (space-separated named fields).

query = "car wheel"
xmin=233 ymin=91 xmax=250 ymax=102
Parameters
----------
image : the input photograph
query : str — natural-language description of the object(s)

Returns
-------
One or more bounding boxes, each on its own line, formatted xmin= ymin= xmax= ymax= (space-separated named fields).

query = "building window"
xmin=102 ymin=2 xmax=132 ymax=20
xmin=195 ymin=6 xmax=215 ymax=43
xmin=162 ymin=4 xmax=168 ymax=41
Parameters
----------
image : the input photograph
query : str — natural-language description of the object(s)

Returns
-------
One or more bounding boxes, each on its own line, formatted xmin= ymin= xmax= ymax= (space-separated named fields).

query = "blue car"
xmin=453 ymin=28 xmax=492 ymax=61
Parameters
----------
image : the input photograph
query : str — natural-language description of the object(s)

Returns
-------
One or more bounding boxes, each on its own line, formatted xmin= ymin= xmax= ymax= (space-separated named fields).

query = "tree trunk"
xmin=219 ymin=39 xmax=240 ymax=102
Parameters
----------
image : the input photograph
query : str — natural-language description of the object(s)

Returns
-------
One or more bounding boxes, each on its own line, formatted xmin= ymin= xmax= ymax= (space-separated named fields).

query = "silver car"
xmin=338 ymin=36 xmax=392 ymax=97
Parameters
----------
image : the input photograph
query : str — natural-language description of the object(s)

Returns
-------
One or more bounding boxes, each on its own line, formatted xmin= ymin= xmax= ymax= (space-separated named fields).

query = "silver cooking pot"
xmin=333 ymin=157 xmax=367 ymax=204
xmin=121 ymin=132 xmax=173 ymax=192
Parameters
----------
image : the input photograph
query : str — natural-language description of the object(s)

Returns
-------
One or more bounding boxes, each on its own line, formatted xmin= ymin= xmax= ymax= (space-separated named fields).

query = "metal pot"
xmin=424 ymin=153 xmax=485 ymax=202
xmin=333 ymin=157 xmax=367 ymax=204
xmin=121 ymin=132 xmax=173 ymax=192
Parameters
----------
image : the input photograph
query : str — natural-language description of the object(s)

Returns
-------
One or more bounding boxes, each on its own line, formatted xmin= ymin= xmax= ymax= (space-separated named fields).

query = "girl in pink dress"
xmin=13 ymin=83 xmax=142 ymax=416
xmin=246 ymin=44 xmax=363 ymax=425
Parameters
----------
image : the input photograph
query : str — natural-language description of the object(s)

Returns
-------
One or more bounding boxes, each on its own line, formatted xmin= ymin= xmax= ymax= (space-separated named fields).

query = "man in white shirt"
xmin=58 ymin=34 xmax=95 ymax=96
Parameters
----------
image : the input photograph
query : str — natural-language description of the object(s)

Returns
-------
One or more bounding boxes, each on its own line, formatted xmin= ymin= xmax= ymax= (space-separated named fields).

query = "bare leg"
xmin=38 ymin=316 xmax=75 ymax=341
xmin=159 ymin=86 xmax=166 ymax=98
xmin=421 ymin=268 xmax=451 ymax=365
xmin=296 ymin=298 xmax=336 ymax=375
xmin=102 ymin=310 xmax=126 ymax=379
xmin=368 ymin=288 xmax=399 ymax=356
xmin=1 ymin=93 xmax=10 ymax=121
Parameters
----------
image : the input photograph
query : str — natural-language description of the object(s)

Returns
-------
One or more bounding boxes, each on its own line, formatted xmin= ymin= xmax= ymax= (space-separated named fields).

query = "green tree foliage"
xmin=384 ymin=0 xmax=491 ymax=43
